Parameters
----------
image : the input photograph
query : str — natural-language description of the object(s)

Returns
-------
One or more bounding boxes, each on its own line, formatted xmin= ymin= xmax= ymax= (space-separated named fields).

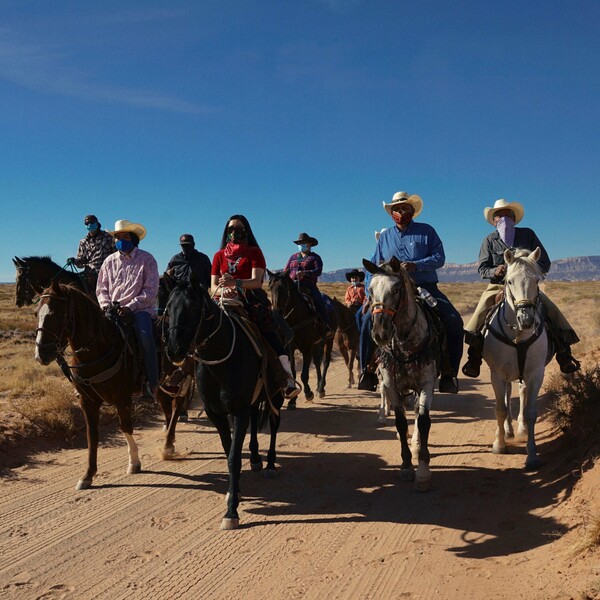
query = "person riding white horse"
xmin=462 ymin=199 xmax=580 ymax=378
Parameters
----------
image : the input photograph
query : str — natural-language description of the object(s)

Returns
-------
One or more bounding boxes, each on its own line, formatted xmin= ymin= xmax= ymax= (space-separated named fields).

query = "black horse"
xmin=164 ymin=278 xmax=284 ymax=530
xmin=267 ymin=270 xmax=337 ymax=403
xmin=13 ymin=256 xmax=84 ymax=307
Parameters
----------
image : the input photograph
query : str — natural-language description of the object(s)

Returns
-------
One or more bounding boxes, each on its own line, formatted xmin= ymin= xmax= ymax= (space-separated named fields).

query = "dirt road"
xmin=0 ymin=358 xmax=596 ymax=600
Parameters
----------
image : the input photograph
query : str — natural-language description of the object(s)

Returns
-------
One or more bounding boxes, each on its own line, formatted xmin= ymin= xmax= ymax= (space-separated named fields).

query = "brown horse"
xmin=35 ymin=281 xmax=145 ymax=489
xmin=267 ymin=270 xmax=337 ymax=405
xmin=331 ymin=297 xmax=360 ymax=388
xmin=13 ymin=256 xmax=84 ymax=307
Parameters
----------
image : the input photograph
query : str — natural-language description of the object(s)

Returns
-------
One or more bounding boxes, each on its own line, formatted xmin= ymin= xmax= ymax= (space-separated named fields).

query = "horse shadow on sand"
xmin=100 ymin=385 xmax=577 ymax=560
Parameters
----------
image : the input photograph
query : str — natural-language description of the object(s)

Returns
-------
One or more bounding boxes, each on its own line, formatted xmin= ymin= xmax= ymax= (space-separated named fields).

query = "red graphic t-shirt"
xmin=211 ymin=244 xmax=266 ymax=280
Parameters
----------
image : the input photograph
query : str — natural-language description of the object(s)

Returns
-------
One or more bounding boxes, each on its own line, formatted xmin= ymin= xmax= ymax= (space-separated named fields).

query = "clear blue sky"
xmin=2 ymin=1 xmax=599 ymax=282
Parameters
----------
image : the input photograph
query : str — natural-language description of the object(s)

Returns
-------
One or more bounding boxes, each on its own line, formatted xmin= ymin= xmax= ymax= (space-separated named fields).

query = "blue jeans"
xmin=133 ymin=311 xmax=158 ymax=387
xmin=300 ymin=282 xmax=329 ymax=325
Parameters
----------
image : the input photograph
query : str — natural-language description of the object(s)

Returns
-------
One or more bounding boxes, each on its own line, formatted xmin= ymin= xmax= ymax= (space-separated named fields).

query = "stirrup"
xmin=284 ymin=380 xmax=301 ymax=400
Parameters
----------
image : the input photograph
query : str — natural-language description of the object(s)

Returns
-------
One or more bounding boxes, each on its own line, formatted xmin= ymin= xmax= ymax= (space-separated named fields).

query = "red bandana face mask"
xmin=392 ymin=211 xmax=412 ymax=226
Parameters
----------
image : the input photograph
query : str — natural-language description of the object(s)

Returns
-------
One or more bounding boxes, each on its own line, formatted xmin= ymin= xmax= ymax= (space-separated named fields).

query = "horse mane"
xmin=379 ymin=260 xmax=419 ymax=296
xmin=508 ymin=249 xmax=545 ymax=279
xmin=58 ymin=284 xmax=114 ymax=346
xmin=21 ymin=255 xmax=62 ymax=269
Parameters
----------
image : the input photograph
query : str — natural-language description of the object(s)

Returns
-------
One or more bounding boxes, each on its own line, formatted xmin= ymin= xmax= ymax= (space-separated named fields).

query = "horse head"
xmin=504 ymin=247 xmax=544 ymax=331
xmin=34 ymin=281 xmax=70 ymax=365
xmin=164 ymin=278 xmax=207 ymax=365
xmin=363 ymin=257 xmax=416 ymax=347
xmin=13 ymin=256 xmax=35 ymax=307
xmin=267 ymin=269 xmax=295 ymax=313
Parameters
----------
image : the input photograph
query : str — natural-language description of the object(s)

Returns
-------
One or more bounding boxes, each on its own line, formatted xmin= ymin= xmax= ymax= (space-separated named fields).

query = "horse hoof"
xmin=75 ymin=479 xmax=92 ymax=490
xmin=318 ymin=390 xmax=325 ymax=398
xmin=162 ymin=447 xmax=175 ymax=460
xmin=286 ymin=401 xmax=297 ymax=410
xmin=220 ymin=518 xmax=240 ymax=530
xmin=415 ymin=476 xmax=431 ymax=492
xmin=250 ymin=459 xmax=263 ymax=472
xmin=305 ymin=394 xmax=314 ymax=402
xmin=127 ymin=462 xmax=142 ymax=474
xmin=525 ymin=457 xmax=543 ymax=471
xmin=399 ymin=467 xmax=415 ymax=481
xmin=263 ymin=468 xmax=278 ymax=479
xmin=376 ymin=417 xmax=386 ymax=426
xmin=492 ymin=444 xmax=507 ymax=455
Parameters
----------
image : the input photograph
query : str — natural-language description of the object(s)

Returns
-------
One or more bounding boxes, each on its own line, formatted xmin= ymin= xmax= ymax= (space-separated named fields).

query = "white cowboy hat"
xmin=107 ymin=219 xmax=147 ymax=240
xmin=382 ymin=191 xmax=423 ymax=218
xmin=483 ymin=199 xmax=525 ymax=226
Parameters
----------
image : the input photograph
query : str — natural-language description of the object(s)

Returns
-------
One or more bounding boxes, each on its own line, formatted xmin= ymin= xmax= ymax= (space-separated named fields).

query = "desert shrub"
xmin=546 ymin=365 xmax=600 ymax=458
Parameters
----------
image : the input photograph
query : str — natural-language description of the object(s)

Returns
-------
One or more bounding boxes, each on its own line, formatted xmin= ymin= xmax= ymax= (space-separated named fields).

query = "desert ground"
xmin=1 ymin=281 xmax=599 ymax=600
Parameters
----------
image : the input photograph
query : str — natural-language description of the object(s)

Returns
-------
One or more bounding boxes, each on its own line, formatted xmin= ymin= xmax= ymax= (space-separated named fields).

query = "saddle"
xmin=297 ymin=284 xmax=332 ymax=340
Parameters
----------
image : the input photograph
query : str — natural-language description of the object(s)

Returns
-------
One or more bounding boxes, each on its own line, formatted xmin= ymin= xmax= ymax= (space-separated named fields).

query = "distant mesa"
xmin=320 ymin=256 xmax=600 ymax=283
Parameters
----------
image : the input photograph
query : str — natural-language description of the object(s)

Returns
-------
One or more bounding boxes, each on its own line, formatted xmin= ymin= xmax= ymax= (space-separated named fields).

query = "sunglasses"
xmin=227 ymin=226 xmax=246 ymax=233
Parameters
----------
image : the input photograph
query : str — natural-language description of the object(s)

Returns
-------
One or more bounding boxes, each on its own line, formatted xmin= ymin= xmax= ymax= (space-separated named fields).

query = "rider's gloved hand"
xmin=66 ymin=257 xmax=76 ymax=265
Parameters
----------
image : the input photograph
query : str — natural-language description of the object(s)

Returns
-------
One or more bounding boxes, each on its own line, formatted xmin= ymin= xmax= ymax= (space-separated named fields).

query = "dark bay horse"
xmin=14 ymin=256 xmax=84 ymax=307
xmin=331 ymin=297 xmax=360 ymax=388
xmin=34 ymin=281 xmax=142 ymax=490
xmin=363 ymin=257 xmax=444 ymax=492
xmin=164 ymin=279 xmax=284 ymax=530
xmin=267 ymin=271 xmax=336 ymax=404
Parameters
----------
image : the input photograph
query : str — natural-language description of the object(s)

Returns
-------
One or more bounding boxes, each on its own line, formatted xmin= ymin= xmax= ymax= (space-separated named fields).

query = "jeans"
xmin=133 ymin=311 xmax=158 ymax=387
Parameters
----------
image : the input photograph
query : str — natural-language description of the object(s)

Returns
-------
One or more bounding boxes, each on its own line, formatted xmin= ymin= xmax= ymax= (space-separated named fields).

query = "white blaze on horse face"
xmin=35 ymin=303 xmax=52 ymax=363
xmin=370 ymin=275 xmax=397 ymax=346
xmin=506 ymin=262 xmax=540 ymax=330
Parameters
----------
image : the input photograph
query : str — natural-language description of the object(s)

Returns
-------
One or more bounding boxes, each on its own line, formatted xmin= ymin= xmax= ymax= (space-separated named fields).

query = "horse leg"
xmin=76 ymin=397 xmax=100 ymax=490
xmin=248 ymin=406 xmax=263 ymax=472
xmin=264 ymin=408 xmax=281 ymax=477
xmin=393 ymin=399 xmax=414 ymax=481
xmin=338 ymin=341 xmax=351 ymax=388
xmin=205 ymin=406 xmax=232 ymax=458
xmin=221 ymin=407 xmax=251 ymax=530
xmin=516 ymin=381 xmax=528 ymax=439
xmin=114 ymin=400 xmax=141 ymax=475
xmin=286 ymin=351 xmax=298 ymax=409
xmin=504 ymin=381 xmax=515 ymax=439
xmin=301 ymin=350 xmax=314 ymax=402
xmin=490 ymin=372 xmax=509 ymax=454
xmin=377 ymin=384 xmax=388 ymax=425
xmin=414 ymin=389 xmax=433 ymax=492
xmin=161 ymin=393 xmax=184 ymax=460
xmin=318 ymin=343 xmax=332 ymax=398
xmin=523 ymin=375 xmax=544 ymax=470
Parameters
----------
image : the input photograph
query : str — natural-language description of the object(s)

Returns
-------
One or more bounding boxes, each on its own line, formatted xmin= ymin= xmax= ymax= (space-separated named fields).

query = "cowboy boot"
xmin=555 ymin=347 xmax=581 ymax=374
xmin=358 ymin=369 xmax=378 ymax=392
xmin=462 ymin=331 xmax=484 ymax=378
xmin=279 ymin=355 xmax=301 ymax=399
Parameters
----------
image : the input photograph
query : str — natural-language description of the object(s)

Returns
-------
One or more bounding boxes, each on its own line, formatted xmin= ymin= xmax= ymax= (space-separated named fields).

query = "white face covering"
xmin=496 ymin=216 xmax=515 ymax=247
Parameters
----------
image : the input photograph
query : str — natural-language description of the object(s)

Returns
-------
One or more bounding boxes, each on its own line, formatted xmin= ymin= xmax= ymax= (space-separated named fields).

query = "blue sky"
xmin=2 ymin=1 xmax=599 ymax=282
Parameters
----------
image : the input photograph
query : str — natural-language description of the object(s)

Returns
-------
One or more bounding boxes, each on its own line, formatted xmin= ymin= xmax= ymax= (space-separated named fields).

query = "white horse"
xmin=363 ymin=257 xmax=443 ymax=491
xmin=483 ymin=247 xmax=550 ymax=470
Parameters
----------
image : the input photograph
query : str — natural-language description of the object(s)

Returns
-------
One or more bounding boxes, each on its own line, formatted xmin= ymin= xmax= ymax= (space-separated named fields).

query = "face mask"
xmin=116 ymin=239 xmax=134 ymax=253
xmin=181 ymin=245 xmax=194 ymax=257
xmin=227 ymin=228 xmax=247 ymax=244
xmin=496 ymin=216 xmax=515 ymax=247
xmin=86 ymin=222 xmax=99 ymax=232
xmin=298 ymin=244 xmax=309 ymax=252
xmin=352 ymin=282 xmax=358 ymax=288
xmin=392 ymin=211 xmax=412 ymax=226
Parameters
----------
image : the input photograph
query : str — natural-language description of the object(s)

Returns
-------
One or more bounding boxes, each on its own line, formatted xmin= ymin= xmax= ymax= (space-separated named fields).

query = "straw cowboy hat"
xmin=108 ymin=219 xmax=147 ymax=240
xmin=483 ymin=199 xmax=525 ymax=226
xmin=293 ymin=232 xmax=318 ymax=247
xmin=382 ymin=191 xmax=423 ymax=218
xmin=345 ymin=269 xmax=365 ymax=283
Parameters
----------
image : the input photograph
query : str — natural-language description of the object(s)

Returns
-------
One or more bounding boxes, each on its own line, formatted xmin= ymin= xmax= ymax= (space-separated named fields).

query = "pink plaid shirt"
xmin=96 ymin=247 xmax=159 ymax=315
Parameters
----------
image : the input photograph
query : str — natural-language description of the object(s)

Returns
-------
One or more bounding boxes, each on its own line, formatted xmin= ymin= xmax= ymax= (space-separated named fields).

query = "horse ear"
xmin=266 ymin=269 xmax=274 ymax=278
xmin=388 ymin=256 xmax=402 ymax=272
xmin=13 ymin=257 xmax=24 ymax=267
xmin=50 ymin=279 xmax=61 ymax=294
xmin=504 ymin=249 xmax=515 ymax=264
xmin=531 ymin=246 xmax=541 ymax=262
xmin=362 ymin=258 xmax=384 ymax=275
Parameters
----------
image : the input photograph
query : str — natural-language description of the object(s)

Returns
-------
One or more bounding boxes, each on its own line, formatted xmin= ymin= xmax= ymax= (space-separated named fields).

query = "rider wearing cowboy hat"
xmin=358 ymin=191 xmax=464 ymax=394
xmin=96 ymin=219 xmax=160 ymax=399
xmin=344 ymin=269 xmax=366 ymax=309
xmin=284 ymin=232 xmax=331 ymax=333
xmin=462 ymin=199 xmax=580 ymax=377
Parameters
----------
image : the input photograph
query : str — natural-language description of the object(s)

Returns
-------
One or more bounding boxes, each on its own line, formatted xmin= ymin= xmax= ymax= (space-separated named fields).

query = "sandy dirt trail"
xmin=0 ymin=358 xmax=590 ymax=600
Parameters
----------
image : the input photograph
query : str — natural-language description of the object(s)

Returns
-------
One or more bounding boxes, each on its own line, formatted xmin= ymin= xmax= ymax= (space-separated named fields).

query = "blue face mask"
xmin=298 ymin=244 xmax=309 ymax=252
xmin=86 ymin=222 xmax=99 ymax=232
xmin=116 ymin=239 xmax=134 ymax=253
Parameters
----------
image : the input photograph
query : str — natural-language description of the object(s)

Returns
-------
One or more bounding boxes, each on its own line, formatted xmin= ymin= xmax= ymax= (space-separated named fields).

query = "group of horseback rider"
xmin=69 ymin=192 xmax=580 ymax=403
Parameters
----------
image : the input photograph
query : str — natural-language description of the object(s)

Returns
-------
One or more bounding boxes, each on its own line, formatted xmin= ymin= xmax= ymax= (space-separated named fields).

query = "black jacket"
xmin=167 ymin=249 xmax=212 ymax=288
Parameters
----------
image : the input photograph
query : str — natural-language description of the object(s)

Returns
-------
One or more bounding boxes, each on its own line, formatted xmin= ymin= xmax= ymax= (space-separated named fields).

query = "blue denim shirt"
xmin=367 ymin=221 xmax=445 ymax=290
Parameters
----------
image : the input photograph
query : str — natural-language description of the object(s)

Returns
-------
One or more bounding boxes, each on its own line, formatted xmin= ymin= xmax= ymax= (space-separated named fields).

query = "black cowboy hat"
xmin=345 ymin=269 xmax=365 ymax=282
xmin=293 ymin=232 xmax=318 ymax=247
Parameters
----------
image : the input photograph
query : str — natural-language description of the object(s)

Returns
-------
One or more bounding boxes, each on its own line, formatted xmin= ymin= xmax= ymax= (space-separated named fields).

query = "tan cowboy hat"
xmin=293 ymin=232 xmax=318 ymax=247
xmin=108 ymin=219 xmax=147 ymax=240
xmin=484 ymin=199 xmax=525 ymax=226
xmin=382 ymin=191 xmax=423 ymax=218
xmin=345 ymin=269 xmax=365 ymax=282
